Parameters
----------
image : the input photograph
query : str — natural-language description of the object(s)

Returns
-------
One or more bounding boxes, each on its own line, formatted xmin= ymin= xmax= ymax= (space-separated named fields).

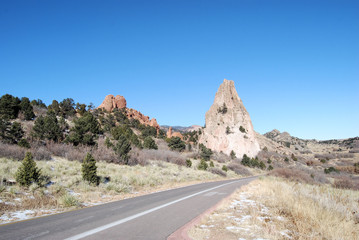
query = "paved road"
xmin=0 ymin=177 xmax=256 ymax=240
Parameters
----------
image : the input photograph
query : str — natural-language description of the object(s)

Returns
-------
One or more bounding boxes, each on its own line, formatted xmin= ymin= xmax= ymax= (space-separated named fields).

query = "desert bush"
xmin=186 ymin=159 xmax=192 ymax=168
xmin=267 ymin=165 xmax=273 ymax=170
xmin=209 ymin=167 xmax=227 ymax=177
xmin=0 ymin=142 xmax=26 ymax=160
xmin=222 ymin=165 xmax=228 ymax=172
xmin=324 ymin=167 xmax=340 ymax=174
xmin=333 ymin=176 xmax=359 ymax=190
xmin=198 ymin=159 xmax=208 ymax=171
xmin=210 ymin=161 xmax=214 ymax=167
xmin=227 ymin=162 xmax=252 ymax=176
xmin=60 ymin=193 xmax=80 ymax=207
xmin=270 ymin=168 xmax=315 ymax=184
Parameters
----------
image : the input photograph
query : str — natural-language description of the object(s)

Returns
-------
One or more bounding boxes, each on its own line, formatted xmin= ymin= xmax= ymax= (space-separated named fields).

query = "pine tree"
xmin=67 ymin=112 xmax=100 ymax=146
xmin=82 ymin=153 xmax=99 ymax=185
xmin=114 ymin=135 xmax=131 ymax=164
xmin=20 ymin=97 xmax=35 ymax=120
xmin=16 ymin=152 xmax=41 ymax=187
xmin=0 ymin=94 xmax=21 ymax=119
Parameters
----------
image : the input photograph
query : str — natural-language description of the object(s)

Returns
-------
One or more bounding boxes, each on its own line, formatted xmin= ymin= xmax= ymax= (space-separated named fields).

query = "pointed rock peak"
xmin=199 ymin=79 xmax=260 ymax=158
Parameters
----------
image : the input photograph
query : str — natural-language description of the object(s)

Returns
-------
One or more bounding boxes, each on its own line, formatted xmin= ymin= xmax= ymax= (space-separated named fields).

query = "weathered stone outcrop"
xmin=199 ymin=79 xmax=260 ymax=158
xmin=166 ymin=127 xmax=183 ymax=139
xmin=97 ymin=94 xmax=160 ymax=132
xmin=97 ymin=95 xmax=126 ymax=112
xmin=126 ymin=108 xmax=160 ymax=130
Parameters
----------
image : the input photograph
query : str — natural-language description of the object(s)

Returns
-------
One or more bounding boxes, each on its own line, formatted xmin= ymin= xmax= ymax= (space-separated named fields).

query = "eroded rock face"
xmin=97 ymin=94 xmax=159 ymax=132
xmin=97 ymin=95 xmax=126 ymax=112
xmin=126 ymin=108 xmax=160 ymax=131
xmin=199 ymin=79 xmax=260 ymax=158
xmin=166 ymin=127 xmax=183 ymax=139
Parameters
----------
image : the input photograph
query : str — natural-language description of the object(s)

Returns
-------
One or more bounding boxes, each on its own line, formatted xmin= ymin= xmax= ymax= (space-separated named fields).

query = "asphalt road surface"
xmin=0 ymin=176 xmax=257 ymax=240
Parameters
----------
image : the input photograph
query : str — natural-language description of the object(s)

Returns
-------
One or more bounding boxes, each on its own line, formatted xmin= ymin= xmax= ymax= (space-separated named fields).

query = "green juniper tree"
xmin=82 ymin=153 xmax=99 ymax=185
xmin=20 ymin=97 xmax=35 ymax=120
xmin=167 ymin=137 xmax=186 ymax=151
xmin=114 ymin=135 xmax=132 ymax=164
xmin=143 ymin=136 xmax=158 ymax=150
xmin=16 ymin=152 xmax=41 ymax=187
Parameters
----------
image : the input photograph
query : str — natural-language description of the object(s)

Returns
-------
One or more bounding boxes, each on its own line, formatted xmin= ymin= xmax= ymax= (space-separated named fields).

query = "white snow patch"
xmin=0 ymin=210 xmax=35 ymax=223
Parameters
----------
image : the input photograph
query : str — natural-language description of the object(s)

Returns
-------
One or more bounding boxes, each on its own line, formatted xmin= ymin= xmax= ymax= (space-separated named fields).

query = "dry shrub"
xmin=227 ymin=162 xmax=252 ymax=176
xmin=349 ymin=148 xmax=359 ymax=153
xmin=212 ymin=152 xmax=231 ymax=163
xmin=66 ymin=146 xmax=89 ymax=161
xmin=314 ymin=153 xmax=354 ymax=160
xmin=32 ymin=106 xmax=47 ymax=117
xmin=135 ymin=149 xmax=186 ymax=166
xmin=270 ymin=168 xmax=315 ymax=184
xmin=333 ymin=176 xmax=359 ymax=190
xmin=91 ymin=137 xmax=117 ymax=163
xmin=32 ymin=147 xmax=52 ymax=160
xmin=0 ymin=142 xmax=26 ymax=160
xmin=45 ymin=141 xmax=72 ymax=158
xmin=336 ymin=165 xmax=356 ymax=174
xmin=209 ymin=167 xmax=227 ymax=177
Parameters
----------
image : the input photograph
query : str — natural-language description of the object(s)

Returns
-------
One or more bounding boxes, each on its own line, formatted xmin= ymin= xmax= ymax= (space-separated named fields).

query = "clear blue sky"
xmin=1 ymin=0 xmax=358 ymax=140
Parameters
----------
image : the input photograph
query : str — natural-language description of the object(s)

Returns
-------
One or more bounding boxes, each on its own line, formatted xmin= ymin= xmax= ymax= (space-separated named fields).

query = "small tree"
xmin=239 ymin=126 xmax=246 ymax=133
xmin=199 ymin=144 xmax=212 ymax=161
xmin=115 ymin=135 xmax=132 ymax=164
xmin=226 ymin=126 xmax=231 ymax=134
xmin=168 ymin=137 xmax=186 ymax=151
xmin=143 ymin=136 xmax=158 ymax=150
xmin=82 ymin=153 xmax=99 ymax=185
xmin=20 ymin=97 xmax=35 ymax=120
xmin=16 ymin=152 xmax=41 ymax=187
xmin=186 ymin=159 xmax=192 ymax=168
xmin=230 ymin=150 xmax=236 ymax=159
xmin=198 ymin=159 xmax=208 ymax=170
xmin=267 ymin=165 xmax=273 ymax=171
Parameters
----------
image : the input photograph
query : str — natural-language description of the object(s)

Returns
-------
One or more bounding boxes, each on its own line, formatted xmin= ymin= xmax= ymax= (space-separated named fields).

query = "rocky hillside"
xmin=199 ymin=79 xmax=260 ymax=158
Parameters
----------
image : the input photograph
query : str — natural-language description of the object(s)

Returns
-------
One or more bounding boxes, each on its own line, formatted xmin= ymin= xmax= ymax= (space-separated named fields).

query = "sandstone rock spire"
xmin=199 ymin=79 xmax=260 ymax=158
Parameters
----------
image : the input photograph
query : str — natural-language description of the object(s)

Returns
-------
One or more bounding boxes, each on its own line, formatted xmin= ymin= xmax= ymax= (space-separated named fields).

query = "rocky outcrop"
xmin=97 ymin=95 xmax=126 ymax=112
xmin=97 ymin=94 xmax=160 ymax=132
xmin=166 ymin=127 xmax=183 ymax=139
xmin=126 ymin=108 xmax=160 ymax=130
xmin=199 ymin=79 xmax=260 ymax=158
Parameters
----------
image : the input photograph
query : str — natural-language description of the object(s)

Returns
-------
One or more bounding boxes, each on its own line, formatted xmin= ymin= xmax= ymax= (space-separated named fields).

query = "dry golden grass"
xmin=0 ymin=157 xmax=240 ymax=223
xmin=189 ymin=177 xmax=359 ymax=240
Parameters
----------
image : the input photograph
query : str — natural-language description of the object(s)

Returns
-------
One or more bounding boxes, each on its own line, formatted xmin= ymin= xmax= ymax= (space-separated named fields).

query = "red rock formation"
xmin=97 ymin=95 xmax=126 ymax=112
xmin=166 ymin=127 xmax=183 ymax=139
xmin=97 ymin=94 xmax=160 ymax=133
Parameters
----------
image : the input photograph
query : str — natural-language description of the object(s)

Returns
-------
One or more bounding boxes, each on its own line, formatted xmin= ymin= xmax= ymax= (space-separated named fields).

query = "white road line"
xmin=65 ymin=179 xmax=241 ymax=240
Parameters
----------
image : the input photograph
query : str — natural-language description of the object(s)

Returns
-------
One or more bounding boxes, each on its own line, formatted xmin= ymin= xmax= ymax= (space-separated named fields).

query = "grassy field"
xmin=189 ymin=176 xmax=359 ymax=240
xmin=0 ymin=157 xmax=240 ymax=223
